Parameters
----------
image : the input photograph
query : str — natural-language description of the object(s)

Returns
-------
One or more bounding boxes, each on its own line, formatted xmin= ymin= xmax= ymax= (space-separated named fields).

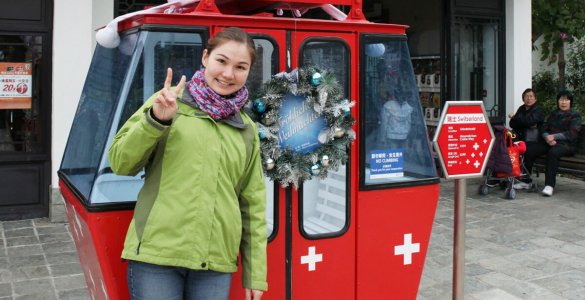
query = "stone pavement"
xmin=1 ymin=175 xmax=585 ymax=299
xmin=419 ymin=175 xmax=585 ymax=300
xmin=0 ymin=219 xmax=87 ymax=300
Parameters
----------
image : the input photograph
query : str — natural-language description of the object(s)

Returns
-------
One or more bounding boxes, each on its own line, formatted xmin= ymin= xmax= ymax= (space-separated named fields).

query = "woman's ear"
xmin=201 ymin=49 xmax=209 ymax=68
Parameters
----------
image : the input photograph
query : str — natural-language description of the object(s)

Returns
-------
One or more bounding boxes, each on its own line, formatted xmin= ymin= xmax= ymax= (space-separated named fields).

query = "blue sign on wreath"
xmin=278 ymin=93 xmax=327 ymax=153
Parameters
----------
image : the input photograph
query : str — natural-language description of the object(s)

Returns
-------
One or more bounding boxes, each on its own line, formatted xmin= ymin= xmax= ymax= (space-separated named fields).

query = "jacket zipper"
xmin=135 ymin=242 xmax=141 ymax=255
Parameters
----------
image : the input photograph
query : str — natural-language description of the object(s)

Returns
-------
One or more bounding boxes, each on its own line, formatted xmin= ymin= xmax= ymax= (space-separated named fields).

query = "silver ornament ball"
xmin=334 ymin=127 xmax=345 ymax=138
xmin=321 ymin=155 xmax=330 ymax=167
xmin=265 ymin=158 xmax=275 ymax=170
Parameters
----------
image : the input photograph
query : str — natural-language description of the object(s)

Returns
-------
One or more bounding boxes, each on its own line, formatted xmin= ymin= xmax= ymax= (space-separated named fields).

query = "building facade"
xmin=0 ymin=0 xmax=532 ymax=220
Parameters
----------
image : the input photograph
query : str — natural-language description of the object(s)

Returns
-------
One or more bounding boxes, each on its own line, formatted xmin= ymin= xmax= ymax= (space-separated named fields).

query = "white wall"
xmin=505 ymin=0 xmax=532 ymax=123
xmin=52 ymin=0 xmax=113 ymax=188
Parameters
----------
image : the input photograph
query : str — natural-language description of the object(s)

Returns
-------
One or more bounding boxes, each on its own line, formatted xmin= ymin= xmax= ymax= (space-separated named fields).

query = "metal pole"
xmin=453 ymin=178 xmax=466 ymax=300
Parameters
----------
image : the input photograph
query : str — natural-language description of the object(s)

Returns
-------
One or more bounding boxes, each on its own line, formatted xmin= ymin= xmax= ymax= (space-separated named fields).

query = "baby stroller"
xmin=479 ymin=125 xmax=536 ymax=199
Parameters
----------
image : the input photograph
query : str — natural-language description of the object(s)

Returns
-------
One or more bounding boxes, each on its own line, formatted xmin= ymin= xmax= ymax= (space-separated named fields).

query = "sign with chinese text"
xmin=0 ymin=62 xmax=32 ymax=109
xmin=369 ymin=149 xmax=404 ymax=179
xmin=433 ymin=101 xmax=494 ymax=179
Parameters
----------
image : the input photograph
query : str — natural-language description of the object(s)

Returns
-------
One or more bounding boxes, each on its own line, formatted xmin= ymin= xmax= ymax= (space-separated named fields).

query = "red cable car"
xmin=58 ymin=0 xmax=440 ymax=299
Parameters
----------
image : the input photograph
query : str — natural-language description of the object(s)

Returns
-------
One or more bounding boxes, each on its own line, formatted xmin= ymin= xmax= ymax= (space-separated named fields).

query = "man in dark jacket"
xmin=510 ymin=88 xmax=545 ymax=190
xmin=509 ymin=88 xmax=545 ymax=142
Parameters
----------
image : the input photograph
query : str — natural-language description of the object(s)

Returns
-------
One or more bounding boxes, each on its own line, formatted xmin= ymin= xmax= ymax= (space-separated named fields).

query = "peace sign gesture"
xmin=152 ymin=68 xmax=187 ymax=122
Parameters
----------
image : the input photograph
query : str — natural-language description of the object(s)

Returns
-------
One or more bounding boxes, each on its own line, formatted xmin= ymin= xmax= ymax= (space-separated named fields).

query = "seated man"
xmin=520 ymin=91 xmax=582 ymax=196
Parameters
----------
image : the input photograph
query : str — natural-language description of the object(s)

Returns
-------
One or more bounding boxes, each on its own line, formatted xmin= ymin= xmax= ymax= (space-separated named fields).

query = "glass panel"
xmin=248 ymin=37 xmax=279 ymax=237
xmin=301 ymin=39 xmax=349 ymax=98
xmin=361 ymin=37 xmax=436 ymax=186
xmin=60 ymin=30 xmax=204 ymax=204
xmin=300 ymin=39 xmax=349 ymax=236
xmin=302 ymin=165 xmax=347 ymax=235
xmin=91 ymin=31 xmax=203 ymax=204
xmin=0 ymin=35 xmax=43 ymax=153
xmin=60 ymin=32 xmax=138 ymax=200
xmin=454 ymin=18 xmax=500 ymax=118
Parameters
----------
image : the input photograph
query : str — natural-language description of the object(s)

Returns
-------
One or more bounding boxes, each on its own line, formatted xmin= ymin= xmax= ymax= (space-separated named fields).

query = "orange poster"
xmin=0 ymin=62 xmax=32 ymax=109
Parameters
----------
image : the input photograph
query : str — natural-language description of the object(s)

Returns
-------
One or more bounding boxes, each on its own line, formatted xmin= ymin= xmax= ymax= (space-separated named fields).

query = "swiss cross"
xmin=394 ymin=233 xmax=420 ymax=265
xmin=432 ymin=101 xmax=494 ymax=179
xmin=301 ymin=246 xmax=323 ymax=271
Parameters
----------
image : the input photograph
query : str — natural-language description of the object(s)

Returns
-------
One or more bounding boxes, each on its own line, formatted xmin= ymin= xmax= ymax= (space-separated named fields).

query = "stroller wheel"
xmin=479 ymin=184 xmax=489 ymax=195
xmin=505 ymin=187 xmax=517 ymax=200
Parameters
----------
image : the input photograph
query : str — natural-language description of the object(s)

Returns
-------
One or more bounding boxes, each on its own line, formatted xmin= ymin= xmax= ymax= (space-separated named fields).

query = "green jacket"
xmin=108 ymin=91 xmax=267 ymax=291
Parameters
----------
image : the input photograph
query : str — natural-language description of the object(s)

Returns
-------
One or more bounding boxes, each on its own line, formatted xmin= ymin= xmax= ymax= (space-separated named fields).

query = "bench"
xmin=533 ymin=124 xmax=585 ymax=177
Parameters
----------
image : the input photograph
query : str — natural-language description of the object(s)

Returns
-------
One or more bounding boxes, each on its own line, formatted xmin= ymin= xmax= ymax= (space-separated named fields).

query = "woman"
xmin=109 ymin=27 xmax=267 ymax=300
xmin=509 ymin=88 xmax=545 ymax=142
xmin=522 ymin=90 xmax=582 ymax=196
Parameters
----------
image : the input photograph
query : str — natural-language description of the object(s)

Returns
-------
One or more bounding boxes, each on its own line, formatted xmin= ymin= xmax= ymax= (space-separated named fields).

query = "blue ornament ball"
xmin=342 ymin=106 xmax=351 ymax=116
xmin=258 ymin=127 xmax=266 ymax=139
xmin=310 ymin=72 xmax=322 ymax=86
xmin=253 ymin=99 xmax=266 ymax=113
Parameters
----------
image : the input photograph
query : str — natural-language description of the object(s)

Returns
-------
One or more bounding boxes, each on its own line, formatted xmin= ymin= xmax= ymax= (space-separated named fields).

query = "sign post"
xmin=432 ymin=101 xmax=494 ymax=300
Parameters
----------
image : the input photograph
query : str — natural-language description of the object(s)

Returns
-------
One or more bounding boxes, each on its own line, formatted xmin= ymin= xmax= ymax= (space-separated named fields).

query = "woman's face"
xmin=558 ymin=96 xmax=571 ymax=111
xmin=523 ymin=91 xmax=537 ymax=107
xmin=202 ymin=40 xmax=252 ymax=96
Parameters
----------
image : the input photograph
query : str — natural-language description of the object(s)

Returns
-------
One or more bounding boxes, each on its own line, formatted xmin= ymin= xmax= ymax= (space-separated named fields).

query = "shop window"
xmin=360 ymin=36 xmax=436 ymax=187
xmin=299 ymin=39 xmax=349 ymax=237
xmin=453 ymin=17 xmax=501 ymax=118
xmin=0 ymin=35 xmax=44 ymax=154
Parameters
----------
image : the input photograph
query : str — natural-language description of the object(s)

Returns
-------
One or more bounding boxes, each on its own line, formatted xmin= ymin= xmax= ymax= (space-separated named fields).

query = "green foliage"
xmin=533 ymin=70 xmax=585 ymax=117
xmin=533 ymin=0 xmax=585 ymax=64
xmin=567 ymin=39 xmax=585 ymax=97
xmin=532 ymin=71 xmax=560 ymax=117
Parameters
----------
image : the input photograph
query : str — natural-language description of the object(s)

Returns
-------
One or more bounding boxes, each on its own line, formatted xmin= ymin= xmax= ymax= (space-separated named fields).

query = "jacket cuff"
xmin=142 ymin=108 xmax=171 ymax=136
xmin=243 ymin=279 xmax=268 ymax=292
xmin=144 ymin=108 xmax=171 ymax=131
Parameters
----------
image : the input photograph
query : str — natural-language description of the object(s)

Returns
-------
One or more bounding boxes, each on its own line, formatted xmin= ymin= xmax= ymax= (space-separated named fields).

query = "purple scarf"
xmin=186 ymin=69 xmax=248 ymax=120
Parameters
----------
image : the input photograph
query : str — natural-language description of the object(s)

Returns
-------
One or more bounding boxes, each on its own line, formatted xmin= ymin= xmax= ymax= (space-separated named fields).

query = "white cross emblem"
xmin=466 ymin=159 xmax=470 ymax=164
xmin=394 ymin=233 xmax=420 ymax=265
xmin=483 ymin=138 xmax=488 ymax=144
xmin=474 ymin=160 xmax=480 ymax=168
xmin=471 ymin=153 xmax=475 ymax=158
xmin=301 ymin=246 xmax=323 ymax=271
xmin=473 ymin=142 xmax=479 ymax=150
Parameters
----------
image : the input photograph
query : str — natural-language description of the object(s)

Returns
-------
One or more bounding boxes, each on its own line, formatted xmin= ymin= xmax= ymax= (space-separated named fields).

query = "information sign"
xmin=432 ymin=101 xmax=494 ymax=179
xmin=0 ymin=62 xmax=33 ymax=109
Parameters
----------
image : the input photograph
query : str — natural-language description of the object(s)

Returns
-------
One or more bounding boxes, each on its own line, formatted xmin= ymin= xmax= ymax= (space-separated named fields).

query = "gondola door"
xmin=288 ymin=31 xmax=357 ymax=300
xmin=226 ymin=28 xmax=287 ymax=300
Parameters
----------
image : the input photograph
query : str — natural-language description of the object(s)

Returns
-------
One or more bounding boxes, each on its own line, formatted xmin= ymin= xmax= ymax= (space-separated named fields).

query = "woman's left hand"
xmin=244 ymin=288 xmax=263 ymax=300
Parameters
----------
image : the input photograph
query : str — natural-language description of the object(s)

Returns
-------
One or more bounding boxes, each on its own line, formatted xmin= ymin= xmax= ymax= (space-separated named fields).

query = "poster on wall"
xmin=0 ymin=62 xmax=32 ymax=109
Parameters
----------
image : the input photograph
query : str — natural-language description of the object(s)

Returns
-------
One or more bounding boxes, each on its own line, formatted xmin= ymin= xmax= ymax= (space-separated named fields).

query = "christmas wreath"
xmin=246 ymin=66 xmax=355 ymax=188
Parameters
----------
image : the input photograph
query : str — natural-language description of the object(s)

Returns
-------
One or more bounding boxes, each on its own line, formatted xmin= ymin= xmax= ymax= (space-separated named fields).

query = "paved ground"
xmin=419 ymin=175 xmax=585 ymax=300
xmin=1 ymin=175 xmax=585 ymax=299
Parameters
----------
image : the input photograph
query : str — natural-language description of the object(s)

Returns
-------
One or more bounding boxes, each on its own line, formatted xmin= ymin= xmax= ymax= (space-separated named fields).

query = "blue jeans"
xmin=127 ymin=260 xmax=232 ymax=300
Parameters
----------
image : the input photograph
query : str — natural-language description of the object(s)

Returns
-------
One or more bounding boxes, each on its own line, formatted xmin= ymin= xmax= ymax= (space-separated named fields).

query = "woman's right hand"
xmin=153 ymin=68 xmax=186 ymax=122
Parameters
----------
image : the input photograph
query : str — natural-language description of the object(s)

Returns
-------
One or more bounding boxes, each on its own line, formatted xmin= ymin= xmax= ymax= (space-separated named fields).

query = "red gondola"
xmin=58 ymin=0 xmax=440 ymax=299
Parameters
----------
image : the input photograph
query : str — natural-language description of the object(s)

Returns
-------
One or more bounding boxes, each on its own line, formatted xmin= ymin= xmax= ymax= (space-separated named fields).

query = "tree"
xmin=532 ymin=0 xmax=585 ymax=89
